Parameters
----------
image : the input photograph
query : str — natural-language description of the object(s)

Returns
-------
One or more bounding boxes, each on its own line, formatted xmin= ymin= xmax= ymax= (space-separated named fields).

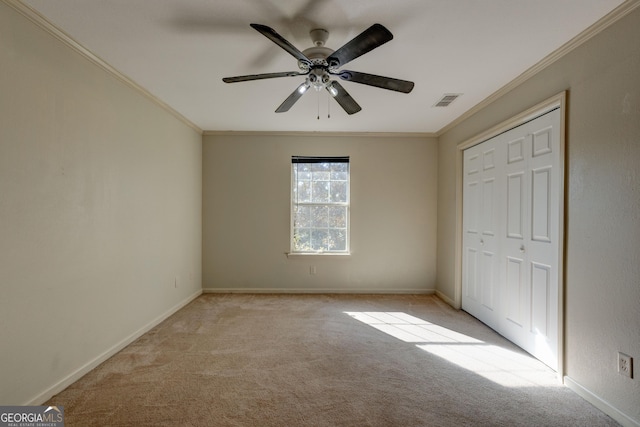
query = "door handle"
xmin=520 ymin=245 xmax=525 ymax=253
xmin=480 ymin=239 xmax=484 ymax=245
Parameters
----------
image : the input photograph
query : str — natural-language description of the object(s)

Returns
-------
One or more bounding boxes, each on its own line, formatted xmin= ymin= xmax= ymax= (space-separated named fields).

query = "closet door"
xmin=462 ymin=137 xmax=501 ymax=331
xmin=500 ymin=110 xmax=561 ymax=370
xmin=462 ymin=108 xmax=561 ymax=370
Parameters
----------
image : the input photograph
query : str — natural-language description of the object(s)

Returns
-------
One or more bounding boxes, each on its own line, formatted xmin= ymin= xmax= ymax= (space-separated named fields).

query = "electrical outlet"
xmin=618 ymin=352 xmax=633 ymax=378
xmin=310 ymin=266 xmax=316 ymax=275
xmin=174 ymin=276 xmax=180 ymax=288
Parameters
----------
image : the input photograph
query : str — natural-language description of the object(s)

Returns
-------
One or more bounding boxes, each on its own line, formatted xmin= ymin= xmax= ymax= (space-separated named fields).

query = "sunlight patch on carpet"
xmin=344 ymin=311 xmax=558 ymax=388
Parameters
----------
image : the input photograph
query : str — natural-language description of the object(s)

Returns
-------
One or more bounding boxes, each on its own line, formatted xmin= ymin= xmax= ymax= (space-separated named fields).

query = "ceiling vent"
xmin=434 ymin=93 xmax=462 ymax=107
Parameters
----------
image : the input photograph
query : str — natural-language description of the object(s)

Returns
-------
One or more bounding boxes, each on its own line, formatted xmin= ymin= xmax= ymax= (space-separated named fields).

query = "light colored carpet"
xmin=47 ymin=294 xmax=618 ymax=426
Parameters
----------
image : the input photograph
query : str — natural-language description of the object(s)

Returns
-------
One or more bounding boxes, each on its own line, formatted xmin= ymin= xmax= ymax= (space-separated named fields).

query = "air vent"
xmin=434 ymin=93 xmax=462 ymax=107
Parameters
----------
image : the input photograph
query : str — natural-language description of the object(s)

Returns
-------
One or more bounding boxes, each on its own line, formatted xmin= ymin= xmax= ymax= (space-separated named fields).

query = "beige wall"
xmin=437 ymin=7 xmax=640 ymax=423
xmin=0 ymin=3 xmax=202 ymax=405
xmin=203 ymin=134 xmax=437 ymax=293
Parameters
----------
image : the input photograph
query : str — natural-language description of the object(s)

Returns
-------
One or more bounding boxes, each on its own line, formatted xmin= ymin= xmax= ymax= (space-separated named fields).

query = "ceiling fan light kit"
xmin=222 ymin=23 xmax=414 ymax=116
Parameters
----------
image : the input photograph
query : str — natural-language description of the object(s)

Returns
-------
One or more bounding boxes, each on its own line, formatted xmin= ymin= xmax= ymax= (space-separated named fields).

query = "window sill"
xmin=286 ymin=252 xmax=351 ymax=259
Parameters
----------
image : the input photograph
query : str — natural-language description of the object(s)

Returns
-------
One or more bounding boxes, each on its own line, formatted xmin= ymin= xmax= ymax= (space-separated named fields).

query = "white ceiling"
xmin=22 ymin=0 xmax=625 ymax=133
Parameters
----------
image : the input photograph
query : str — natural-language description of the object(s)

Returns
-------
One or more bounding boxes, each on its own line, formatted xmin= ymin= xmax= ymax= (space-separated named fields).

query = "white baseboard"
xmin=27 ymin=289 xmax=202 ymax=405
xmin=202 ymin=287 xmax=436 ymax=295
xmin=435 ymin=290 xmax=459 ymax=309
xmin=564 ymin=376 xmax=639 ymax=427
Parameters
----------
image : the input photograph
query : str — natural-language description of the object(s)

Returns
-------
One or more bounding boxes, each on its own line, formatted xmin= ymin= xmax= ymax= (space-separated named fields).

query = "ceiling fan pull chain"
xmin=317 ymin=90 xmax=320 ymax=120
xmin=328 ymin=92 xmax=331 ymax=119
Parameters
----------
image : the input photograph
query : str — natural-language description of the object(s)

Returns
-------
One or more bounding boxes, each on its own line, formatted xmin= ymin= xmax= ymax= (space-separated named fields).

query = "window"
xmin=291 ymin=156 xmax=350 ymax=254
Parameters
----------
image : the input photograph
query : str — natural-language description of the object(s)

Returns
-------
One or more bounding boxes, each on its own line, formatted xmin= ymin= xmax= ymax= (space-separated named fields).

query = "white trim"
xmin=564 ymin=376 xmax=640 ymax=427
xmin=203 ymin=288 xmax=435 ymax=295
xmin=286 ymin=252 xmax=351 ymax=259
xmin=436 ymin=0 xmax=640 ymax=137
xmin=3 ymin=0 xmax=202 ymax=135
xmin=25 ymin=290 xmax=202 ymax=405
xmin=435 ymin=290 xmax=459 ymax=309
xmin=457 ymin=92 xmax=566 ymax=151
xmin=203 ymin=130 xmax=437 ymax=138
xmin=453 ymin=91 xmax=567 ymax=377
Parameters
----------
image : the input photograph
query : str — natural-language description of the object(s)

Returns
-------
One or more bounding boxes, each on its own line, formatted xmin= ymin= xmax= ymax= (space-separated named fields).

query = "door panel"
xmin=505 ymin=256 xmax=524 ymax=327
xmin=531 ymin=262 xmax=551 ymax=336
xmin=482 ymin=178 xmax=495 ymax=236
xmin=465 ymin=247 xmax=478 ymax=301
xmin=532 ymin=126 xmax=553 ymax=157
xmin=507 ymin=173 xmax=524 ymax=239
xmin=481 ymin=251 xmax=496 ymax=310
xmin=532 ymin=167 xmax=551 ymax=242
xmin=507 ymin=137 xmax=525 ymax=163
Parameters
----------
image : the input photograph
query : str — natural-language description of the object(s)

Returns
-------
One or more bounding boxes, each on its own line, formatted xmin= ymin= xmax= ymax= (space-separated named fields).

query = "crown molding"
xmin=4 ymin=0 xmax=203 ymax=135
xmin=202 ymin=130 xmax=437 ymax=138
xmin=436 ymin=0 xmax=640 ymax=137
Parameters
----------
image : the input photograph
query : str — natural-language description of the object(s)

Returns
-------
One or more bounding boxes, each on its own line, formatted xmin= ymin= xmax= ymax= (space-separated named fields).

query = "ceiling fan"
xmin=222 ymin=23 xmax=414 ymax=115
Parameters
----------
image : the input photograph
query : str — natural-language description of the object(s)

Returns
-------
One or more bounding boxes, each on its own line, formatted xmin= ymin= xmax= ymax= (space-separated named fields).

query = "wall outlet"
xmin=174 ymin=276 xmax=180 ymax=288
xmin=618 ymin=352 xmax=633 ymax=378
xmin=310 ymin=266 xmax=316 ymax=275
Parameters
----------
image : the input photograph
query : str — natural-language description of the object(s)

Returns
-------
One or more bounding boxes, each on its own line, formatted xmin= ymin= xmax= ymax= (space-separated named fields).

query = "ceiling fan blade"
xmin=327 ymin=81 xmax=361 ymax=115
xmin=276 ymin=82 xmax=309 ymax=113
xmin=222 ymin=71 xmax=307 ymax=83
xmin=334 ymin=70 xmax=414 ymax=93
xmin=250 ymin=23 xmax=311 ymax=66
xmin=327 ymin=24 xmax=393 ymax=68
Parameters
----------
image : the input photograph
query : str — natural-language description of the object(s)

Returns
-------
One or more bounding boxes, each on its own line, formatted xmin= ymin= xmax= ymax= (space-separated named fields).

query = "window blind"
xmin=291 ymin=156 xmax=349 ymax=164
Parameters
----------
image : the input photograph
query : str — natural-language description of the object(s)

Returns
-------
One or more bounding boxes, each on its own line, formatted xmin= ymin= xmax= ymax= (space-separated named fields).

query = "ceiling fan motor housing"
xmin=301 ymin=33 xmax=334 ymax=92
xmin=301 ymin=46 xmax=333 ymax=61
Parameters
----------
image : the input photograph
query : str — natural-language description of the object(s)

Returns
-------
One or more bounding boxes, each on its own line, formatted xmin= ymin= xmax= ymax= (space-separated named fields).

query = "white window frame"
xmin=290 ymin=156 xmax=350 ymax=255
